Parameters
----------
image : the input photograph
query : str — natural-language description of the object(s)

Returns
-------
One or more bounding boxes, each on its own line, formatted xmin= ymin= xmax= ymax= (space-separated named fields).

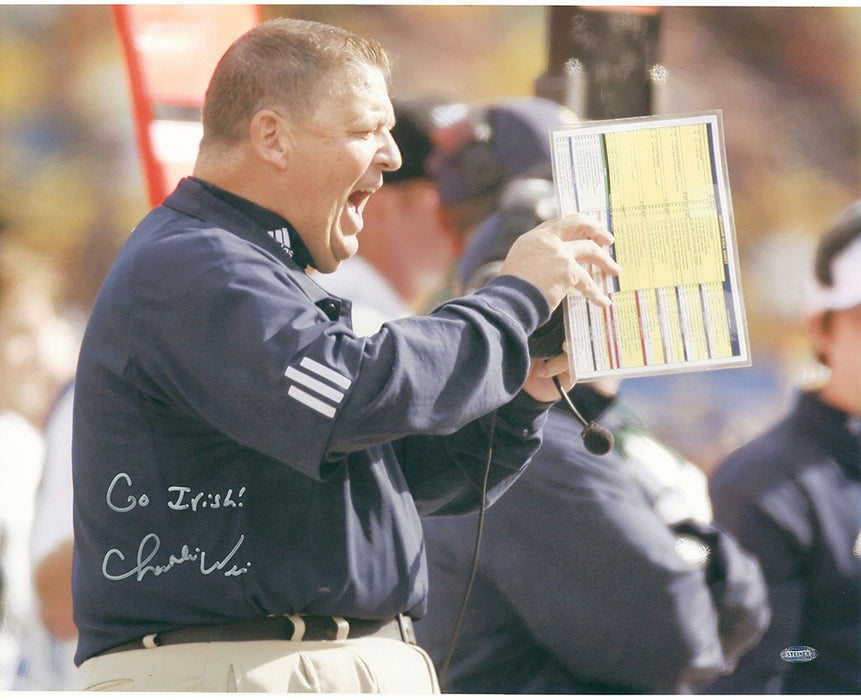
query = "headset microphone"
xmin=529 ymin=308 xmax=615 ymax=456
xmin=552 ymin=376 xmax=615 ymax=456
xmin=529 ymin=306 xmax=615 ymax=456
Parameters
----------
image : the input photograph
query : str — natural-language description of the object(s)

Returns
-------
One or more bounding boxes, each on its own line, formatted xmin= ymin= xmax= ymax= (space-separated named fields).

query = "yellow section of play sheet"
xmin=605 ymin=123 xmax=726 ymax=292
xmin=552 ymin=111 xmax=750 ymax=380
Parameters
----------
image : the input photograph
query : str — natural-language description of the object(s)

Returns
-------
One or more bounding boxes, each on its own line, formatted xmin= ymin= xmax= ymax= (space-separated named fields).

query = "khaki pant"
xmin=78 ymin=637 xmax=440 ymax=693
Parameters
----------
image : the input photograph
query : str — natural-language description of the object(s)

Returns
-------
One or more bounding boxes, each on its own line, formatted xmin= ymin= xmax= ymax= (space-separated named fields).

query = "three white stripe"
xmin=285 ymin=357 xmax=351 ymax=418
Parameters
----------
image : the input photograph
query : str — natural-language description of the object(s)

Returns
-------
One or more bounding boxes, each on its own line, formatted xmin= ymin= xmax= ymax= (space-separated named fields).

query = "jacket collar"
xmin=162 ymin=177 xmax=350 ymax=326
xmin=795 ymin=390 xmax=861 ymax=478
xmin=164 ymin=177 xmax=315 ymax=270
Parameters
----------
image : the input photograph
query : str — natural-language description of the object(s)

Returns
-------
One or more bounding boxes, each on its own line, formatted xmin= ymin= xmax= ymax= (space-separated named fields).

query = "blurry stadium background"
xmin=1 ymin=4 xmax=858 ymax=471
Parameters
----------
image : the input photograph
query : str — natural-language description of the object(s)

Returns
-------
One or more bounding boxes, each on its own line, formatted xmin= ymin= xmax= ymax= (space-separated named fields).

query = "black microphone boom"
xmin=552 ymin=377 xmax=615 ymax=456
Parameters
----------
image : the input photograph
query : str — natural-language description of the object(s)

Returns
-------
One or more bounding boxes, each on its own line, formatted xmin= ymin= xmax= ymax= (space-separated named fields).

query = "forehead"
xmin=310 ymin=64 xmax=393 ymax=125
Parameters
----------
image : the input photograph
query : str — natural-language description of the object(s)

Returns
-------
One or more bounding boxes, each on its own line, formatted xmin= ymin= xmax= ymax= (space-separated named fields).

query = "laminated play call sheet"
xmin=551 ymin=111 xmax=750 ymax=380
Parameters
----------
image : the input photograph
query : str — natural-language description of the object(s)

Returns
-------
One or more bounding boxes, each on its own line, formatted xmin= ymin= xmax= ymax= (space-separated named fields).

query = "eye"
xmin=350 ymin=117 xmax=392 ymax=140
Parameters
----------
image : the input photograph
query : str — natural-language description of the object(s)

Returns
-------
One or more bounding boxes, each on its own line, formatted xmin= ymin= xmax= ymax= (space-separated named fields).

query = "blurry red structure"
xmin=113 ymin=5 xmax=261 ymax=207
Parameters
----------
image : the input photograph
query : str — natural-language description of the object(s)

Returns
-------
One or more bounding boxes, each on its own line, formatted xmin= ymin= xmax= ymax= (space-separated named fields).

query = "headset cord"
xmin=437 ymin=409 xmax=497 ymax=691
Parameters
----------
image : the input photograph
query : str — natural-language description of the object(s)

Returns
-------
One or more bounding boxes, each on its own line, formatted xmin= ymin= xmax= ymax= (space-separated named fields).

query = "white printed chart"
xmin=551 ymin=112 xmax=750 ymax=380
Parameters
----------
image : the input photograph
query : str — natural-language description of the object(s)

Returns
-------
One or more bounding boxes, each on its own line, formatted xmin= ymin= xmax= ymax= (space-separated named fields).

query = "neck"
xmin=820 ymin=382 xmax=861 ymax=417
xmin=193 ymin=146 xmax=281 ymax=217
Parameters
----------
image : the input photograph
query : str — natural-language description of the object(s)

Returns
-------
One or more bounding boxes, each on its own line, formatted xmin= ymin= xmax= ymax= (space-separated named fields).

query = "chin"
xmin=338 ymin=238 xmax=361 ymax=263
xmin=316 ymin=259 xmax=341 ymax=274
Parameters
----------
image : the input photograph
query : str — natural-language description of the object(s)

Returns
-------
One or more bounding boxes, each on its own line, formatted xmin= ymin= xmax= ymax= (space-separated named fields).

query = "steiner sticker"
xmin=779 ymin=646 xmax=818 ymax=663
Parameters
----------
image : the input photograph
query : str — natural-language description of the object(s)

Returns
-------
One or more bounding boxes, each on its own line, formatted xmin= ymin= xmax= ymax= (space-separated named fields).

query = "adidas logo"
xmin=268 ymin=227 xmax=293 ymax=256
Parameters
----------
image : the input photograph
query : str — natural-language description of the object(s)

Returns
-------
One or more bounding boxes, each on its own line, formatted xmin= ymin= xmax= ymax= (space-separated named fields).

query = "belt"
xmin=98 ymin=613 xmax=416 ymax=655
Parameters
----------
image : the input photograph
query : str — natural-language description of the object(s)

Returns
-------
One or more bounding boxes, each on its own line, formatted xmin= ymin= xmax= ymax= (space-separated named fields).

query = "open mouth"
xmin=348 ymin=189 xmax=373 ymax=215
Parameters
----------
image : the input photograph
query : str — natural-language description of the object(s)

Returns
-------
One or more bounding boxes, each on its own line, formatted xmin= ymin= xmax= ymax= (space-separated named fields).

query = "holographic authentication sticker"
xmin=779 ymin=646 xmax=818 ymax=664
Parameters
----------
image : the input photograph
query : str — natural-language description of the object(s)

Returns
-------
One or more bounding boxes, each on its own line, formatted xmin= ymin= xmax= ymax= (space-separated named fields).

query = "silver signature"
xmin=102 ymin=532 xmax=249 ymax=581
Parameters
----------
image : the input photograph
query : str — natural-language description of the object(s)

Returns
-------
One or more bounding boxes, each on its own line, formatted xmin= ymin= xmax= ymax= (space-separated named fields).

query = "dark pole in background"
xmin=535 ymin=6 xmax=663 ymax=119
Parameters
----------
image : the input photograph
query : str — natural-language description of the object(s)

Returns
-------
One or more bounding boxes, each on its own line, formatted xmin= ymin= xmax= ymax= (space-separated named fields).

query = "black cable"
xmin=437 ymin=378 xmax=610 ymax=689
xmin=553 ymin=376 xmax=589 ymax=423
xmin=437 ymin=409 xmax=497 ymax=691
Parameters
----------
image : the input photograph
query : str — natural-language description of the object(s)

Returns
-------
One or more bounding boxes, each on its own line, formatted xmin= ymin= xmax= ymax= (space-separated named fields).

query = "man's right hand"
xmin=499 ymin=213 xmax=621 ymax=309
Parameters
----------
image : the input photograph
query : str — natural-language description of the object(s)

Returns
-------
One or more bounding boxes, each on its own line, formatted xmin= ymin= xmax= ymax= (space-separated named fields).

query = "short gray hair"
xmin=201 ymin=18 xmax=391 ymax=145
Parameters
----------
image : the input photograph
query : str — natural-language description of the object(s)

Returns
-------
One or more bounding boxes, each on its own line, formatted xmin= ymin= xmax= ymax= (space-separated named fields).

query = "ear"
xmin=249 ymin=109 xmax=290 ymax=170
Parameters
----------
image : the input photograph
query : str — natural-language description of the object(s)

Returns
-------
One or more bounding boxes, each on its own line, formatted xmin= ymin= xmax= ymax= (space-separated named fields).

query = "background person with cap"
xmin=427 ymin=96 xmax=570 ymax=253
xmin=414 ymin=137 xmax=771 ymax=693
xmin=704 ymin=199 xmax=861 ymax=695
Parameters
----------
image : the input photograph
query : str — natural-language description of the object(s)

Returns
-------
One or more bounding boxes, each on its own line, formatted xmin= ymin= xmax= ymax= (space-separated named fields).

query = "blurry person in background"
xmin=0 ymin=240 xmax=77 ymax=430
xmin=317 ymin=96 xmax=463 ymax=335
xmin=705 ymin=199 xmax=861 ymax=695
xmin=427 ymin=96 xmax=570 ymax=253
xmin=415 ymin=148 xmax=771 ymax=693
xmin=0 ymin=238 xmax=79 ymax=689
xmin=28 ymin=379 xmax=77 ymax=689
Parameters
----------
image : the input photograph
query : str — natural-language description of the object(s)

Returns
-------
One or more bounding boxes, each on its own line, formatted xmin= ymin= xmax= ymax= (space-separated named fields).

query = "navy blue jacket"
xmin=71 ymin=178 xmax=552 ymax=664
xmin=706 ymin=390 xmax=861 ymax=694
xmin=416 ymin=395 xmax=770 ymax=694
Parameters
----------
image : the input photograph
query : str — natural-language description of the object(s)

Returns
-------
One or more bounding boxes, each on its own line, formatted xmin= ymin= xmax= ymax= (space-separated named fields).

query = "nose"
xmin=379 ymin=128 xmax=402 ymax=173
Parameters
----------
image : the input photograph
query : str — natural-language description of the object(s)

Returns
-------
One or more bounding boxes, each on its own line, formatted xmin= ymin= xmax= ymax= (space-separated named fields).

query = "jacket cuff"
xmin=473 ymin=275 xmax=551 ymax=338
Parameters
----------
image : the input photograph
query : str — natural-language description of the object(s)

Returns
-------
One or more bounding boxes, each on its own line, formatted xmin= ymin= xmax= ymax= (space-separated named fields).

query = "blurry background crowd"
xmin=2 ymin=3 xmax=858 ymax=470
xmin=0 ymin=4 xmax=859 ymax=688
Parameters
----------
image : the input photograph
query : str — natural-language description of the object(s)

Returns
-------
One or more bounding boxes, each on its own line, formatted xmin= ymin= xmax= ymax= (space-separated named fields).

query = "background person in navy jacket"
xmin=416 ymin=114 xmax=771 ymax=692
xmin=705 ymin=200 xmax=861 ymax=695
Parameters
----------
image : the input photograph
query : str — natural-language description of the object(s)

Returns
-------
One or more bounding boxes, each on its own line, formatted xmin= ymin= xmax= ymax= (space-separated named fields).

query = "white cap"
xmin=807 ymin=236 xmax=861 ymax=314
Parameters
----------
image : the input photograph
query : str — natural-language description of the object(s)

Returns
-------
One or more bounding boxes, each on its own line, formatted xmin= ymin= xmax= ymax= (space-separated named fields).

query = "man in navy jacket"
xmin=71 ymin=18 xmax=619 ymax=692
